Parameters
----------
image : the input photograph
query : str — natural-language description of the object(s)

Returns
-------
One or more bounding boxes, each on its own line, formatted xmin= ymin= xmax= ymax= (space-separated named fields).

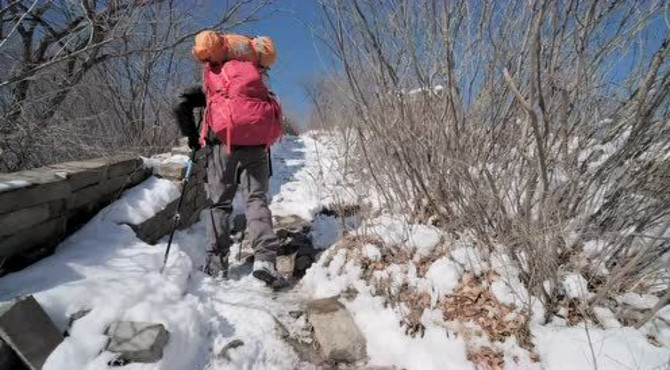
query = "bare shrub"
xmin=315 ymin=0 xmax=670 ymax=323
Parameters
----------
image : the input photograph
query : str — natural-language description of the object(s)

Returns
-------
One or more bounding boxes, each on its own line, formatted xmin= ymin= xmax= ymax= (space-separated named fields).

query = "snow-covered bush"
xmin=312 ymin=0 xmax=669 ymax=328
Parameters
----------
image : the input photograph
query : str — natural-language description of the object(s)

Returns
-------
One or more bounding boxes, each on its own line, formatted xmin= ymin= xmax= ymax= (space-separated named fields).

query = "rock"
xmin=106 ymin=321 xmax=169 ymax=363
xmin=276 ymin=254 xmax=296 ymax=277
xmin=64 ymin=309 xmax=91 ymax=336
xmin=307 ymin=297 xmax=366 ymax=363
xmin=0 ymin=173 xmax=70 ymax=215
xmin=48 ymin=160 xmax=108 ymax=190
xmin=170 ymin=146 xmax=191 ymax=156
xmin=0 ymin=203 xmax=52 ymax=238
xmin=153 ymin=162 xmax=185 ymax=180
xmin=295 ymin=254 xmax=314 ymax=272
xmin=105 ymin=156 xmax=143 ymax=178
xmin=276 ymin=227 xmax=313 ymax=255
xmin=288 ymin=310 xmax=304 ymax=319
xmin=0 ymin=338 xmax=26 ymax=370
xmin=217 ymin=339 xmax=244 ymax=361
xmin=0 ymin=217 xmax=67 ymax=259
xmin=274 ymin=215 xmax=310 ymax=230
xmin=130 ymin=201 xmax=178 ymax=244
xmin=0 ymin=296 xmax=63 ymax=370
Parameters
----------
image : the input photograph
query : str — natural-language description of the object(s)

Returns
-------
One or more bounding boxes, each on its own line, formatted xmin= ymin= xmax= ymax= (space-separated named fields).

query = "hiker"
xmin=172 ymin=31 xmax=284 ymax=287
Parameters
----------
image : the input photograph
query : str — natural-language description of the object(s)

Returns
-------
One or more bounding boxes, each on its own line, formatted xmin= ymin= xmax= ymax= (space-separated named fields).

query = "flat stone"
xmin=0 ymin=296 xmax=63 ymax=370
xmin=0 ymin=179 xmax=70 ymax=215
xmin=48 ymin=161 xmax=107 ymax=190
xmin=0 ymin=338 xmax=26 ymax=370
xmin=276 ymin=254 xmax=296 ymax=277
xmin=68 ymin=183 xmax=106 ymax=211
xmin=105 ymin=156 xmax=143 ymax=179
xmin=106 ymin=321 xmax=169 ymax=363
xmin=153 ymin=162 xmax=185 ymax=180
xmin=0 ymin=217 xmax=67 ymax=258
xmin=307 ymin=297 xmax=367 ymax=363
xmin=170 ymin=146 xmax=191 ymax=156
xmin=295 ymin=255 xmax=315 ymax=273
xmin=0 ymin=168 xmax=65 ymax=190
xmin=130 ymin=201 xmax=178 ymax=244
xmin=0 ymin=204 xmax=51 ymax=238
xmin=274 ymin=215 xmax=310 ymax=230
xmin=68 ymin=174 xmax=134 ymax=211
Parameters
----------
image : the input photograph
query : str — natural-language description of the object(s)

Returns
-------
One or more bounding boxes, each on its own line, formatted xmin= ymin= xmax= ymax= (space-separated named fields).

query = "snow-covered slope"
xmin=0 ymin=133 xmax=668 ymax=370
xmin=0 ymin=135 xmax=337 ymax=370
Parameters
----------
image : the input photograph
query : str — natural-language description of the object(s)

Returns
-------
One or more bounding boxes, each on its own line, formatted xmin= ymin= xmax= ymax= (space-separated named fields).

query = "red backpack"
xmin=200 ymin=60 xmax=282 ymax=151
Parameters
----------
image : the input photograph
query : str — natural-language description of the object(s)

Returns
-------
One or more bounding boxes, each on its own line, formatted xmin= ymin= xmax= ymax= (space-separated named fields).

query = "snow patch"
xmin=617 ymin=293 xmax=659 ymax=310
xmin=562 ymin=273 xmax=590 ymax=299
xmin=363 ymin=244 xmax=382 ymax=261
xmin=417 ymin=257 xmax=462 ymax=299
xmin=408 ymin=225 xmax=442 ymax=260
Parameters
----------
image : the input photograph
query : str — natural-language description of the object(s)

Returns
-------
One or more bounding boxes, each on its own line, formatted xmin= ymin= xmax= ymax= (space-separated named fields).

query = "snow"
xmin=592 ymin=306 xmax=622 ymax=329
xmin=0 ymin=181 xmax=213 ymax=369
xmin=616 ymin=292 xmax=660 ymax=309
xmin=408 ymin=225 xmax=442 ymax=260
xmin=533 ymin=323 xmax=669 ymax=370
xmin=104 ymin=177 xmax=181 ymax=224
xmin=1 ymin=132 xmax=668 ymax=370
xmin=355 ymin=215 xmax=443 ymax=259
xmin=417 ymin=257 xmax=462 ymax=299
xmin=407 ymin=84 xmax=445 ymax=96
xmin=641 ymin=305 xmax=670 ymax=346
xmin=0 ymin=134 xmax=334 ymax=370
xmin=450 ymin=245 xmax=488 ymax=276
xmin=0 ymin=178 xmax=31 ymax=191
xmin=562 ymin=273 xmax=591 ymax=299
xmin=302 ymin=250 xmax=475 ymax=370
xmin=363 ymin=243 xmax=382 ymax=261
xmin=268 ymin=136 xmax=332 ymax=221
xmin=301 ymin=249 xmax=363 ymax=299
xmin=358 ymin=214 xmax=411 ymax=246
xmin=347 ymin=293 xmax=474 ymax=370
xmin=583 ymin=239 xmax=607 ymax=256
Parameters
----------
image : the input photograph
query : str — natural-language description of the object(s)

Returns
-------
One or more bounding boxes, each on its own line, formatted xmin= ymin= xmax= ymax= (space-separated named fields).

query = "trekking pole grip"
xmin=184 ymin=148 xmax=198 ymax=180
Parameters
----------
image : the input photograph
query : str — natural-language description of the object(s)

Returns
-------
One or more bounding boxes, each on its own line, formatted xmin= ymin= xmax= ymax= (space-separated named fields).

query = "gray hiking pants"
xmin=206 ymin=144 xmax=278 ymax=263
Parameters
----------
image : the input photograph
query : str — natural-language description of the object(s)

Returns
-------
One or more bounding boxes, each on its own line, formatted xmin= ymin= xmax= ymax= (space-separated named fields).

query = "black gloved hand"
xmin=188 ymin=135 xmax=201 ymax=151
xmin=173 ymin=86 xmax=206 ymax=150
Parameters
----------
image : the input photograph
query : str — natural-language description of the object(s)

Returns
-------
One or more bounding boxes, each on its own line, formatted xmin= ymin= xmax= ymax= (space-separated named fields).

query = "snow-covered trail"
xmin=0 ymin=135 xmax=338 ymax=370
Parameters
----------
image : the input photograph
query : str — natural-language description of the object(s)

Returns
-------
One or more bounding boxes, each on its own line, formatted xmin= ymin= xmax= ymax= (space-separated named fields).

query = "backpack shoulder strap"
xmin=199 ymin=66 xmax=211 ymax=147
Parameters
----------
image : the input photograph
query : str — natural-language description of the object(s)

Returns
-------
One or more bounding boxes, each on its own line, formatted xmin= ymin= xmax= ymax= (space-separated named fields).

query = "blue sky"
xmin=234 ymin=1 xmax=330 ymax=126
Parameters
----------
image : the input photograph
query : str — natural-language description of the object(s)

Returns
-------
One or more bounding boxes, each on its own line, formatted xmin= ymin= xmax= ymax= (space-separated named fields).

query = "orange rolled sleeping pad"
xmin=192 ymin=30 xmax=276 ymax=68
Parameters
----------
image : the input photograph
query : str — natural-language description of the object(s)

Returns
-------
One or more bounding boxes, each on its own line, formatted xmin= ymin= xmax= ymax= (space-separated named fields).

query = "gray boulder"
xmin=307 ymin=297 xmax=367 ymax=363
xmin=0 ymin=296 xmax=63 ymax=370
xmin=106 ymin=321 xmax=169 ymax=363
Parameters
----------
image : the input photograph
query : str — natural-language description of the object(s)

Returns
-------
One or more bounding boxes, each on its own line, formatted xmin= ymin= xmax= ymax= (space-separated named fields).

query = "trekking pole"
xmin=160 ymin=148 xmax=198 ymax=274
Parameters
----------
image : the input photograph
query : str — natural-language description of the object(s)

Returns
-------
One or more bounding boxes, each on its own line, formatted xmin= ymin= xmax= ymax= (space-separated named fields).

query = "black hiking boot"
xmin=252 ymin=260 xmax=289 ymax=290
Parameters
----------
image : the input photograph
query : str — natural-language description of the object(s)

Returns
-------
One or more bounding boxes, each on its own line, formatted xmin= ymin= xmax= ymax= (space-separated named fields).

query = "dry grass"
xmin=442 ymin=273 xmax=534 ymax=352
